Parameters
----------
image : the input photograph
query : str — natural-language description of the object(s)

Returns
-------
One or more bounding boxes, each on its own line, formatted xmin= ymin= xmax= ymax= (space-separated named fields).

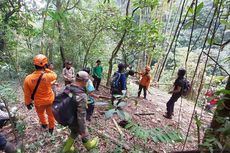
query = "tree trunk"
xmin=106 ymin=30 xmax=127 ymax=86
xmin=41 ymin=0 xmax=51 ymax=53
xmin=83 ymin=28 xmax=103 ymax=67
xmin=56 ymin=0 xmax=65 ymax=67
xmin=157 ymin=0 xmax=187 ymax=82
xmin=212 ymin=81 xmax=230 ymax=121
xmin=207 ymin=76 xmax=230 ymax=147
xmin=107 ymin=58 xmax=113 ymax=86
xmin=106 ymin=0 xmax=130 ymax=86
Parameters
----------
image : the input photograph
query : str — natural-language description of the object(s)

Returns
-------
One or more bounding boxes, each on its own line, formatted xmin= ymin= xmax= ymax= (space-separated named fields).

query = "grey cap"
xmin=76 ymin=71 xmax=89 ymax=82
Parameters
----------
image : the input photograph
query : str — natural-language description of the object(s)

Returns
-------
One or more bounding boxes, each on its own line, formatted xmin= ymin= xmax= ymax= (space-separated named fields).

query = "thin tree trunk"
xmin=210 ymin=76 xmax=230 ymax=133
xmin=208 ymin=7 xmax=230 ymax=87
xmin=190 ymin=2 xmax=220 ymax=88
xmin=157 ymin=0 xmax=188 ymax=82
xmin=182 ymin=1 xmax=223 ymax=150
xmin=41 ymin=0 xmax=51 ymax=53
xmin=106 ymin=0 xmax=130 ymax=86
xmin=56 ymin=0 xmax=65 ymax=66
xmin=185 ymin=0 xmax=198 ymax=71
xmin=83 ymin=28 xmax=103 ymax=67
xmin=106 ymin=30 xmax=127 ymax=86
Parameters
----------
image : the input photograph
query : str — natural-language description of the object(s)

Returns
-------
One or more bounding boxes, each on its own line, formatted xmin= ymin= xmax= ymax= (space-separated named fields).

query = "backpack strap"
xmin=71 ymin=68 xmax=74 ymax=76
xmin=31 ymin=72 xmax=45 ymax=100
xmin=64 ymin=68 xmax=67 ymax=75
xmin=115 ymin=72 xmax=121 ymax=83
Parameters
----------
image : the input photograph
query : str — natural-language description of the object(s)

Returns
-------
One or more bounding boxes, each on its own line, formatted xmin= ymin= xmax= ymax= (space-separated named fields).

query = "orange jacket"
xmin=24 ymin=69 xmax=57 ymax=106
xmin=139 ymin=72 xmax=151 ymax=88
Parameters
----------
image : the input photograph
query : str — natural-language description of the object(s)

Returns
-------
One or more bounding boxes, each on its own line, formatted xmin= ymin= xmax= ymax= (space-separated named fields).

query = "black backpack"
xmin=182 ymin=79 xmax=191 ymax=97
xmin=110 ymin=72 xmax=121 ymax=93
xmin=52 ymin=92 xmax=77 ymax=126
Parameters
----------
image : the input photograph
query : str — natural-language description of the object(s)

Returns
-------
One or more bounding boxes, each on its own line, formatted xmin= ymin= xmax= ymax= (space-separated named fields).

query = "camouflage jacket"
xmin=64 ymin=85 xmax=87 ymax=134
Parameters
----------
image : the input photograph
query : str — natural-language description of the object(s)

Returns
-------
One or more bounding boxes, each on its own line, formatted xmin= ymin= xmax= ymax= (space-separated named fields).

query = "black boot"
xmin=49 ymin=128 xmax=54 ymax=134
xmin=163 ymin=112 xmax=172 ymax=119
xmin=41 ymin=124 xmax=48 ymax=129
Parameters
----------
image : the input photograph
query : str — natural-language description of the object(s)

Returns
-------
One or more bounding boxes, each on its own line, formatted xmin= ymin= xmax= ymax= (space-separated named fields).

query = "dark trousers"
xmin=0 ymin=134 xmax=6 ymax=151
xmin=93 ymin=77 xmax=101 ymax=90
xmin=86 ymin=103 xmax=94 ymax=121
xmin=138 ymin=85 xmax=147 ymax=98
xmin=111 ymin=90 xmax=122 ymax=105
xmin=166 ymin=94 xmax=181 ymax=116
xmin=0 ymin=119 xmax=8 ymax=128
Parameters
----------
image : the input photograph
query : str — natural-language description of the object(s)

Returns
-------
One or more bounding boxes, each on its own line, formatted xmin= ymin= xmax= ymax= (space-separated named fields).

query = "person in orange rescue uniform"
xmin=24 ymin=54 xmax=57 ymax=134
xmin=137 ymin=65 xmax=151 ymax=99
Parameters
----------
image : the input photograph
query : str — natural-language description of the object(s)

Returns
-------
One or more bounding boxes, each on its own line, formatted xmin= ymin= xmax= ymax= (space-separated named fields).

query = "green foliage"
xmin=133 ymin=0 xmax=159 ymax=9
xmin=124 ymin=121 xmax=183 ymax=143
xmin=215 ymin=89 xmax=230 ymax=96
xmin=196 ymin=2 xmax=204 ymax=15
xmin=16 ymin=120 xmax=26 ymax=136
xmin=105 ymin=95 xmax=131 ymax=120
xmin=105 ymin=108 xmax=116 ymax=119
xmin=187 ymin=2 xmax=204 ymax=15
xmin=47 ymin=10 xmax=68 ymax=26
xmin=0 ymin=82 xmax=17 ymax=103
xmin=217 ymin=119 xmax=230 ymax=136
xmin=112 ymin=145 xmax=124 ymax=153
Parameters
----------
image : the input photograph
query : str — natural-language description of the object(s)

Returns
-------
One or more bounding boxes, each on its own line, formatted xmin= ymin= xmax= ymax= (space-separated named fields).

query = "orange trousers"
xmin=35 ymin=105 xmax=55 ymax=129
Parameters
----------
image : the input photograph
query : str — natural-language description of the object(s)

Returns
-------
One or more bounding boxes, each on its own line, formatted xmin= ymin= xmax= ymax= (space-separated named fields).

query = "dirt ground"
xmin=0 ymin=81 xmax=213 ymax=153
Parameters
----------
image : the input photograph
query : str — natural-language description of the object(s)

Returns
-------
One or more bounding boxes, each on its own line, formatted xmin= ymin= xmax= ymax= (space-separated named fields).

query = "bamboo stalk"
xmin=91 ymin=128 xmax=130 ymax=150
xmin=182 ymin=0 xmax=224 ymax=150
xmin=134 ymin=113 xmax=155 ymax=116
xmin=112 ymin=118 xmax=124 ymax=137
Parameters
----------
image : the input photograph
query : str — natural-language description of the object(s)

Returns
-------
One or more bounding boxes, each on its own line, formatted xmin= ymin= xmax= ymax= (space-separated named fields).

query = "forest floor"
xmin=0 ymin=79 xmax=214 ymax=153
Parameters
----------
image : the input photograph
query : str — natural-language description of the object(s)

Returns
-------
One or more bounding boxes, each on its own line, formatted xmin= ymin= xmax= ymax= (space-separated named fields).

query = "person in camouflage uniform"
xmin=62 ymin=71 xmax=98 ymax=152
xmin=0 ymin=103 xmax=17 ymax=153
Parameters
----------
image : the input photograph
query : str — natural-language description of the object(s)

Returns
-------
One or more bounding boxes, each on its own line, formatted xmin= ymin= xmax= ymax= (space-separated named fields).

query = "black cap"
xmin=96 ymin=60 xmax=101 ymax=63
xmin=118 ymin=63 xmax=125 ymax=69
xmin=178 ymin=68 xmax=186 ymax=76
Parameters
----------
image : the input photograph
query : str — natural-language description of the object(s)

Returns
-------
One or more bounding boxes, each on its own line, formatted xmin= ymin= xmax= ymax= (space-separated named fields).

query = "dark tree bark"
xmin=203 ymin=76 xmax=230 ymax=151
xmin=83 ymin=28 xmax=103 ymax=67
xmin=107 ymin=30 xmax=127 ymax=86
xmin=106 ymin=0 xmax=131 ymax=86
xmin=156 ymin=0 xmax=187 ymax=82
xmin=56 ymin=0 xmax=65 ymax=67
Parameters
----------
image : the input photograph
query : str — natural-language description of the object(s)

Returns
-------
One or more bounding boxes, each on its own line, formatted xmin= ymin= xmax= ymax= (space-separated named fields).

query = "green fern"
xmin=124 ymin=121 xmax=183 ymax=143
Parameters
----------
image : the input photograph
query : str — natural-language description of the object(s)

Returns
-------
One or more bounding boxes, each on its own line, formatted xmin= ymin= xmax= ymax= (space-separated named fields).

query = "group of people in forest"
xmin=0 ymin=54 xmax=190 ymax=152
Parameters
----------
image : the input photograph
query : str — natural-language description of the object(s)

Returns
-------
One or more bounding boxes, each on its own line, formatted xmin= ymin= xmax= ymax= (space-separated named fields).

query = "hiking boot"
xmin=163 ymin=113 xmax=172 ymax=119
xmin=86 ymin=117 xmax=91 ymax=122
xmin=4 ymin=142 xmax=17 ymax=153
xmin=62 ymin=137 xmax=75 ymax=153
xmin=49 ymin=128 xmax=54 ymax=134
xmin=83 ymin=137 xmax=99 ymax=150
xmin=41 ymin=124 xmax=48 ymax=129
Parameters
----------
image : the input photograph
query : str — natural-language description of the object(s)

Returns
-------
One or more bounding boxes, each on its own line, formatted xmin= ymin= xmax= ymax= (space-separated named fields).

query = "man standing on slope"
xmin=24 ymin=54 xmax=57 ymax=134
xmin=92 ymin=60 xmax=103 ymax=91
xmin=111 ymin=63 xmax=127 ymax=103
xmin=163 ymin=68 xmax=186 ymax=119
xmin=137 ymin=65 xmax=151 ymax=99
xmin=63 ymin=61 xmax=75 ymax=86
xmin=62 ymin=71 xmax=98 ymax=152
